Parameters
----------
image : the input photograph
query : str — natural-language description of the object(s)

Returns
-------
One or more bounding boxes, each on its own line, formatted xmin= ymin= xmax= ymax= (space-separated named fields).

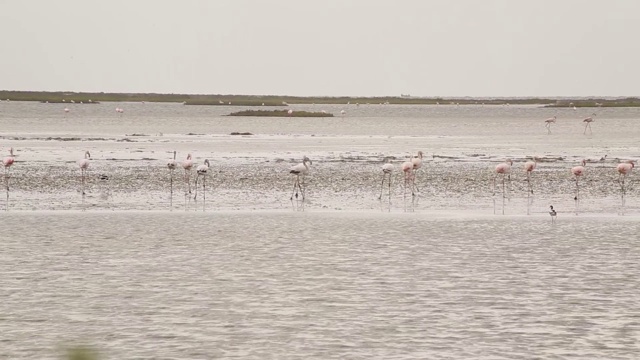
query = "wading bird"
xmin=616 ymin=160 xmax=635 ymax=194
xmin=401 ymin=157 xmax=415 ymax=197
xmin=194 ymin=159 xmax=210 ymax=200
xmin=78 ymin=151 xmax=91 ymax=195
xmin=167 ymin=151 xmax=177 ymax=200
xmin=524 ymin=157 xmax=537 ymax=194
xmin=378 ymin=157 xmax=394 ymax=200
xmin=599 ymin=154 xmax=607 ymax=168
xmin=410 ymin=151 xmax=424 ymax=195
xmin=290 ymin=156 xmax=311 ymax=200
xmin=3 ymin=147 xmax=15 ymax=202
xmin=583 ymin=113 xmax=596 ymax=134
xmin=493 ymin=159 xmax=513 ymax=198
xmin=571 ymin=159 xmax=586 ymax=201
xmin=549 ymin=205 xmax=557 ymax=223
xmin=181 ymin=154 xmax=194 ymax=194
xmin=544 ymin=116 xmax=556 ymax=134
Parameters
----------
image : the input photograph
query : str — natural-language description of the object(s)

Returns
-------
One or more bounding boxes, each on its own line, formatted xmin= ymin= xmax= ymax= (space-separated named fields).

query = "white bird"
xmin=379 ymin=157 xmax=394 ymax=200
xmin=78 ymin=151 xmax=91 ymax=195
xmin=194 ymin=159 xmax=210 ymax=200
xmin=287 ymin=109 xmax=293 ymax=116
xmin=290 ymin=156 xmax=311 ymax=200
xmin=341 ymin=110 xmax=346 ymax=117
xmin=181 ymin=153 xmax=194 ymax=194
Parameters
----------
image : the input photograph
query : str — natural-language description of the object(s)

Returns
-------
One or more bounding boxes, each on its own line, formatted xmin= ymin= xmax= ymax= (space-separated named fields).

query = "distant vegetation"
xmin=228 ymin=110 xmax=334 ymax=117
xmin=2 ymin=90 xmax=640 ymax=107
xmin=544 ymin=98 xmax=640 ymax=108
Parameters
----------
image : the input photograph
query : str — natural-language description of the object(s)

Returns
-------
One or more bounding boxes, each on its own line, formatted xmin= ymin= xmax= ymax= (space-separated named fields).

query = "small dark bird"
xmin=549 ymin=205 xmax=557 ymax=223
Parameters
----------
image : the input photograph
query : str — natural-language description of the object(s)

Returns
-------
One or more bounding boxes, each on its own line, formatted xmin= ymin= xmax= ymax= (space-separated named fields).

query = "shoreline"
xmin=2 ymin=90 xmax=640 ymax=107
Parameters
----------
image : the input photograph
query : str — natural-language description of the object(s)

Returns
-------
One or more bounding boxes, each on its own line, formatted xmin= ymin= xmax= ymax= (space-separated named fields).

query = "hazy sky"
xmin=1 ymin=0 xmax=639 ymax=97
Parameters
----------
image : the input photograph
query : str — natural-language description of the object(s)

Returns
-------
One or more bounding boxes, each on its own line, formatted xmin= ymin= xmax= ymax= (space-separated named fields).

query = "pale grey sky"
xmin=1 ymin=0 xmax=639 ymax=97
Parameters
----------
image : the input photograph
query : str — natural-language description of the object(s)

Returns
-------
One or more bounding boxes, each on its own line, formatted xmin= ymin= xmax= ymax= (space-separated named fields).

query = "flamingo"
xmin=549 ymin=205 xmax=557 ymax=223
xmin=181 ymin=153 xmax=194 ymax=194
xmin=616 ymin=160 xmax=634 ymax=195
xmin=544 ymin=116 xmax=556 ymax=134
xmin=571 ymin=159 xmax=586 ymax=201
xmin=78 ymin=151 xmax=91 ymax=195
xmin=194 ymin=159 xmax=210 ymax=200
xmin=64 ymin=108 xmax=70 ymax=114
xmin=340 ymin=110 xmax=346 ymax=117
xmin=524 ymin=157 xmax=537 ymax=194
xmin=3 ymin=147 xmax=15 ymax=203
xmin=378 ymin=157 xmax=394 ymax=200
xmin=287 ymin=109 xmax=293 ymax=116
xmin=289 ymin=156 xmax=311 ymax=200
xmin=410 ymin=151 xmax=424 ymax=195
xmin=493 ymin=159 xmax=512 ymax=197
xmin=167 ymin=151 xmax=177 ymax=201
xmin=401 ymin=158 xmax=414 ymax=197
xmin=583 ymin=113 xmax=596 ymax=134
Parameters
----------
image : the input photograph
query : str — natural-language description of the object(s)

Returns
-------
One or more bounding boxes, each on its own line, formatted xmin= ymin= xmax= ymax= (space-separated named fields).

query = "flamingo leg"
xmin=299 ymin=176 xmax=306 ymax=199
xmin=4 ymin=167 xmax=8 ymax=211
xmin=203 ymin=175 xmax=206 ymax=211
xmin=291 ymin=176 xmax=300 ymax=200
xmin=193 ymin=175 xmax=199 ymax=200
xmin=388 ymin=173 xmax=392 ymax=201
xmin=379 ymin=174 xmax=385 ymax=200
xmin=502 ymin=175 xmax=506 ymax=215
xmin=169 ymin=169 xmax=173 ymax=208
xmin=81 ymin=169 xmax=86 ymax=196
xmin=412 ymin=171 xmax=420 ymax=196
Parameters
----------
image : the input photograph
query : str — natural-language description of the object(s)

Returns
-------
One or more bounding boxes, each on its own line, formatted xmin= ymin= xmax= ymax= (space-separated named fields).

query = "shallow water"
xmin=1 ymin=101 xmax=639 ymax=358
xmin=0 ymin=212 xmax=639 ymax=359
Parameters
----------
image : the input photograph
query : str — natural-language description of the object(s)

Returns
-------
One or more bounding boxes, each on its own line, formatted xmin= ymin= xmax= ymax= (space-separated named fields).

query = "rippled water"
xmin=1 ymin=101 xmax=639 ymax=358
xmin=1 ymin=212 xmax=638 ymax=359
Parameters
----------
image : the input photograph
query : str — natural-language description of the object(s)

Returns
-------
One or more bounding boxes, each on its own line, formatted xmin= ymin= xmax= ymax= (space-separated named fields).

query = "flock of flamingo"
xmin=544 ymin=113 xmax=597 ymax=134
xmin=0 ymin=145 xmax=635 ymax=216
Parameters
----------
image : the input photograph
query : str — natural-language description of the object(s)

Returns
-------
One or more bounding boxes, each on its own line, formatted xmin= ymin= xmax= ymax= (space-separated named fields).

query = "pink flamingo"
xmin=289 ymin=156 xmax=311 ymax=200
xmin=167 ymin=151 xmax=177 ymax=203
xmin=181 ymin=154 xmax=194 ymax=194
xmin=616 ymin=160 xmax=635 ymax=195
xmin=583 ymin=113 xmax=596 ymax=134
xmin=401 ymin=158 xmax=414 ymax=197
xmin=78 ymin=151 xmax=91 ymax=195
xmin=409 ymin=151 xmax=424 ymax=195
xmin=571 ymin=159 xmax=586 ymax=201
xmin=3 ymin=147 xmax=15 ymax=204
xmin=287 ymin=109 xmax=293 ymax=117
xmin=524 ymin=157 xmax=537 ymax=194
xmin=544 ymin=116 xmax=556 ymax=134
xmin=493 ymin=159 xmax=512 ymax=196
xmin=194 ymin=159 xmax=210 ymax=201
xmin=378 ymin=157 xmax=394 ymax=200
